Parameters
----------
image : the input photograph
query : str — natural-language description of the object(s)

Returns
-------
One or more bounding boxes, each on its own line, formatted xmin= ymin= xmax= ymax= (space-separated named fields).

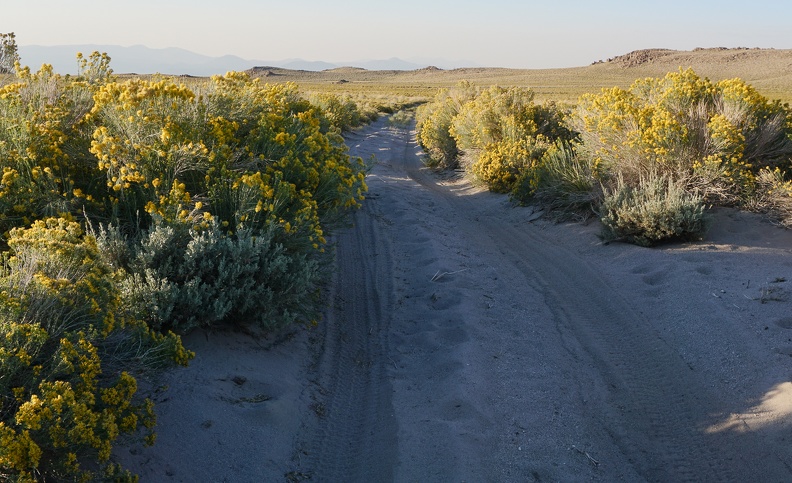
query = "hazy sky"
xmin=5 ymin=0 xmax=791 ymax=68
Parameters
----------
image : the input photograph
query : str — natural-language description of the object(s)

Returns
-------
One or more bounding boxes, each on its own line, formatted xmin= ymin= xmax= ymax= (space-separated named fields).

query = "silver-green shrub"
xmin=119 ymin=218 xmax=321 ymax=333
xmin=600 ymin=175 xmax=710 ymax=246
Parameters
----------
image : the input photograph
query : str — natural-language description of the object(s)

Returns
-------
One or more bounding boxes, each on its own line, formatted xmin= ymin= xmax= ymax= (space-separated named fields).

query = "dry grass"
xmin=242 ymin=48 xmax=792 ymax=104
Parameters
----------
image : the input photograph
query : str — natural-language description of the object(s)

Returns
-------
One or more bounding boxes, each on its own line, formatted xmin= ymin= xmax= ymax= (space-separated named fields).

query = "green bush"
xmin=600 ymin=175 xmax=710 ymax=246
xmin=117 ymin=217 xmax=322 ymax=334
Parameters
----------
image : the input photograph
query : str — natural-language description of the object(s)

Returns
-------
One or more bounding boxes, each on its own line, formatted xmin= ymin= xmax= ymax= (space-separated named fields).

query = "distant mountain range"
xmin=18 ymin=45 xmax=474 ymax=75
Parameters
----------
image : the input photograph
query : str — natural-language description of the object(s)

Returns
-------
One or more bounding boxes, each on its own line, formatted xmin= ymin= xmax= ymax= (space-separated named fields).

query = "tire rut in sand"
xmin=296 ymin=200 xmax=397 ymax=481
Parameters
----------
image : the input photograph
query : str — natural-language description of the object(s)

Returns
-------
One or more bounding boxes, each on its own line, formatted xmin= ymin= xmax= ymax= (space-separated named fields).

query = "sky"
xmin=4 ymin=0 xmax=792 ymax=69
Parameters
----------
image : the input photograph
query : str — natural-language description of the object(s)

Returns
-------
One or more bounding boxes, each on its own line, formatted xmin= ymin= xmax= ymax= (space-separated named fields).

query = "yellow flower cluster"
xmin=433 ymin=84 xmax=571 ymax=193
xmin=89 ymin=79 xmax=207 ymax=196
xmin=573 ymin=68 xmax=787 ymax=199
xmin=0 ymin=217 xmax=190 ymax=480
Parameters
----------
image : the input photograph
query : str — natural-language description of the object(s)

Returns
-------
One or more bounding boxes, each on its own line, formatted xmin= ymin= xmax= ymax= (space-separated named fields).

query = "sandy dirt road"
xmin=117 ymin=116 xmax=792 ymax=482
xmin=296 ymin=116 xmax=792 ymax=482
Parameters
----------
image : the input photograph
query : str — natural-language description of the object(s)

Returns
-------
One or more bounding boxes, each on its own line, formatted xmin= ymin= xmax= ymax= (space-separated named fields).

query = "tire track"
xmin=297 ymin=171 xmax=397 ymax=480
xmin=392 ymin=120 xmax=785 ymax=480
xmin=398 ymin=133 xmax=791 ymax=481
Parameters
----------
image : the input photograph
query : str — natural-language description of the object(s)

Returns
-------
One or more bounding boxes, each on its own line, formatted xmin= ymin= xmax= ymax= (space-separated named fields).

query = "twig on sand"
xmin=430 ymin=268 xmax=469 ymax=282
xmin=571 ymin=445 xmax=600 ymax=467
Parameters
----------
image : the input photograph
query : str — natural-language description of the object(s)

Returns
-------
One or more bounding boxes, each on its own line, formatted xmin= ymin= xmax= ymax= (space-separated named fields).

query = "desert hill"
xmin=245 ymin=48 xmax=792 ymax=103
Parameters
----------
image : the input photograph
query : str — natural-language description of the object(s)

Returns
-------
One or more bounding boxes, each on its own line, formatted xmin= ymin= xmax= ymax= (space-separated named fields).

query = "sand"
xmin=115 ymin=116 xmax=792 ymax=482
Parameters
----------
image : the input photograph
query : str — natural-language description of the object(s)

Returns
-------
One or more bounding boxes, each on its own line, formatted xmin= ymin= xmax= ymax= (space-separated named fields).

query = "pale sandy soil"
xmin=115 ymin=116 xmax=792 ymax=482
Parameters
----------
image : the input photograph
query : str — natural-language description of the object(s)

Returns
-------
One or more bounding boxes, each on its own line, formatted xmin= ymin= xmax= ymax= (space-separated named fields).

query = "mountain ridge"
xmin=17 ymin=44 xmax=472 ymax=76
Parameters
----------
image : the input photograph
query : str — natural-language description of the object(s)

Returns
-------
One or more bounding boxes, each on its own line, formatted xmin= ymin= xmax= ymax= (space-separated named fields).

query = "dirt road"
xmin=297 ymin=117 xmax=792 ymax=482
xmin=116 ymin=116 xmax=792 ymax=482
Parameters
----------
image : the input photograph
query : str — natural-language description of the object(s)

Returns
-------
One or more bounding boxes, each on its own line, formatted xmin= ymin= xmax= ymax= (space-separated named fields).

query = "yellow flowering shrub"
xmin=446 ymin=85 xmax=574 ymax=193
xmin=469 ymin=139 xmax=544 ymax=193
xmin=213 ymin=79 xmax=367 ymax=218
xmin=416 ymin=83 xmax=575 ymax=192
xmin=83 ymin=71 xmax=366 ymax=332
xmin=0 ymin=218 xmax=191 ymax=481
xmin=0 ymin=65 xmax=92 ymax=237
xmin=572 ymin=68 xmax=792 ymax=204
xmin=307 ymin=93 xmax=363 ymax=132
xmin=415 ymin=81 xmax=477 ymax=169
xmin=0 ymin=52 xmax=370 ymax=479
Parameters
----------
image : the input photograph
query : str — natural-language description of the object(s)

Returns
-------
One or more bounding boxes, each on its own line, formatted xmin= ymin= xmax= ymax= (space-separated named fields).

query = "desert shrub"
xmin=204 ymin=77 xmax=367 ymax=225
xmin=0 ymin=218 xmax=190 ymax=482
xmin=512 ymin=141 xmax=600 ymax=219
xmin=387 ymin=109 xmax=414 ymax=128
xmin=745 ymin=167 xmax=792 ymax=227
xmin=415 ymin=83 xmax=575 ymax=191
xmin=0 ymin=64 xmax=101 ymax=239
xmin=307 ymin=93 xmax=364 ymax=132
xmin=117 ymin=217 xmax=322 ymax=334
xmin=466 ymin=137 xmax=546 ymax=193
xmin=449 ymin=86 xmax=575 ymax=193
xmin=415 ymin=81 xmax=477 ymax=169
xmin=358 ymin=102 xmax=382 ymax=124
xmin=572 ymin=68 xmax=792 ymax=203
xmin=450 ymin=86 xmax=569 ymax=150
xmin=87 ymin=73 xmax=366 ymax=236
xmin=600 ymin=175 xmax=710 ymax=246
xmin=79 ymin=72 xmax=365 ymax=334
